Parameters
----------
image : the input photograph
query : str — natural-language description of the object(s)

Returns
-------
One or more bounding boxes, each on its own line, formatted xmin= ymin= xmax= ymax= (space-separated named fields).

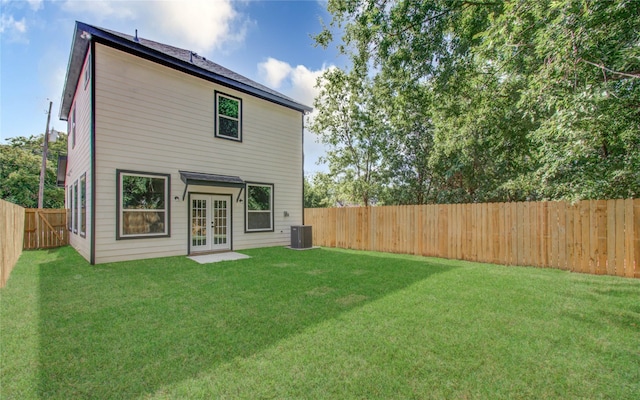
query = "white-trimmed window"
xmin=80 ymin=173 xmax=86 ymax=237
xmin=245 ymin=183 xmax=273 ymax=232
xmin=117 ymin=170 xmax=170 ymax=239
xmin=67 ymin=186 xmax=72 ymax=231
xmin=215 ymin=91 xmax=242 ymax=141
xmin=73 ymin=180 xmax=78 ymax=234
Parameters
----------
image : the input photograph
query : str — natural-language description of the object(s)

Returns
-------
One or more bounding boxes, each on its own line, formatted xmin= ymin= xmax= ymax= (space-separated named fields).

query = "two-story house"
xmin=59 ymin=21 xmax=311 ymax=264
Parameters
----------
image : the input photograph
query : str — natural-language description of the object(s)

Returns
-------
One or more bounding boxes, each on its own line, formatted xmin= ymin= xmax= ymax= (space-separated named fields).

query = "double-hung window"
xmin=215 ymin=91 xmax=242 ymax=141
xmin=245 ymin=183 xmax=273 ymax=232
xmin=67 ymin=186 xmax=72 ymax=231
xmin=73 ymin=180 xmax=78 ymax=234
xmin=80 ymin=174 xmax=86 ymax=237
xmin=117 ymin=170 xmax=170 ymax=239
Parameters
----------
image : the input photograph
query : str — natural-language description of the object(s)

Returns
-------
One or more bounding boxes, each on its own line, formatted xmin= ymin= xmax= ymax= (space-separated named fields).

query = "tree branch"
xmin=461 ymin=1 xmax=501 ymax=5
xmin=579 ymin=59 xmax=640 ymax=79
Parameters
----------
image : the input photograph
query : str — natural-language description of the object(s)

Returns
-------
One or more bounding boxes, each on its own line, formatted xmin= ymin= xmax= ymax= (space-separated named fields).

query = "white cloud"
xmin=152 ymin=0 xmax=247 ymax=53
xmin=61 ymin=0 xmax=249 ymax=53
xmin=258 ymin=57 xmax=333 ymax=107
xmin=258 ymin=57 xmax=293 ymax=88
xmin=0 ymin=14 xmax=26 ymax=33
xmin=289 ymin=64 xmax=327 ymax=108
xmin=27 ymin=0 xmax=43 ymax=11
xmin=0 ymin=14 xmax=28 ymax=42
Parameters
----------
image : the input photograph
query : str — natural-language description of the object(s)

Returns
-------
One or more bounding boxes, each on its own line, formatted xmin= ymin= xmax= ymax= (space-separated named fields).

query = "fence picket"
xmin=614 ymin=199 xmax=625 ymax=277
xmin=624 ymin=199 xmax=634 ymax=278
xmin=571 ymin=204 xmax=580 ymax=272
xmin=595 ymin=200 xmax=608 ymax=274
xmin=607 ymin=200 xmax=616 ymax=275
xmin=510 ymin=203 xmax=518 ymax=266
xmin=566 ymin=203 xmax=575 ymax=271
xmin=580 ymin=201 xmax=591 ymax=273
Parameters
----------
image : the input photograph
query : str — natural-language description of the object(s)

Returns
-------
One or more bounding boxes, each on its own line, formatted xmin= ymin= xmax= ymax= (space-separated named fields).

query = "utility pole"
xmin=38 ymin=101 xmax=53 ymax=209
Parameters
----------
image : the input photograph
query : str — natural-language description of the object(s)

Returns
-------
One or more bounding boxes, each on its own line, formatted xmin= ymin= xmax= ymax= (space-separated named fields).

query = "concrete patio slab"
xmin=188 ymin=252 xmax=250 ymax=264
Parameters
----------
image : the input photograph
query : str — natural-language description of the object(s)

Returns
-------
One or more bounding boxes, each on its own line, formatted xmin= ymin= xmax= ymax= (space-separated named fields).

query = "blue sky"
xmin=0 ymin=0 xmax=340 ymax=173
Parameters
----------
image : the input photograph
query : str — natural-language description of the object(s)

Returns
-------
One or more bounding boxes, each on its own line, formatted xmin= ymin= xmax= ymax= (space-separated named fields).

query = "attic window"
xmin=215 ymin=91 xmax=242 ymax=141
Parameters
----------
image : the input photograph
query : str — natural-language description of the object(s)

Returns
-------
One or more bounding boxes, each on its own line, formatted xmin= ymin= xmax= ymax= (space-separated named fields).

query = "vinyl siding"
xmin=66 ymin=49 xmax=92 ymax=261
xmin=93 ymin=44 xmax=303 ymax=263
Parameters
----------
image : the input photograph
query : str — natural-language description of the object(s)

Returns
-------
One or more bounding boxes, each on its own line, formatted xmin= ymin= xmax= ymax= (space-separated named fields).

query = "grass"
xmin=1 ymin=246 xmax=639 ymax=399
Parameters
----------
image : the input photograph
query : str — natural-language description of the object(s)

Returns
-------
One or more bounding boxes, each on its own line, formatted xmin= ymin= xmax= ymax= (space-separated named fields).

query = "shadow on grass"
xmin=37 ymin=246 xmax=454 ymax=398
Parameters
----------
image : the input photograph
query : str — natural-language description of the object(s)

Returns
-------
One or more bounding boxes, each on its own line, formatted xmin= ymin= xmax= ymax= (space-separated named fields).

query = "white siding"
xmin=93 ymin=44 xmax=303 ymax=263
xmin=66 ymin=49 xmax=92 ymax=261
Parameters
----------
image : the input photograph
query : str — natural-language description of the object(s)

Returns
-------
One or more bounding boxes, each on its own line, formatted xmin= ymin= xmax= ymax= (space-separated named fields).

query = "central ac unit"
xmin=291 ymin=225 xmax=312 ymax=249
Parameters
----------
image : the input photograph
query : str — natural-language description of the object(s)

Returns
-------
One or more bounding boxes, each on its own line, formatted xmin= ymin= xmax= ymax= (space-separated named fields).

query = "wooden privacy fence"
xmin=23 ymin=209 xmax=69 ymax=250
xmin=305 ymin=199 xmax=640 ymax=279
xmin=1 ymin=199 xmax=25 ymax=288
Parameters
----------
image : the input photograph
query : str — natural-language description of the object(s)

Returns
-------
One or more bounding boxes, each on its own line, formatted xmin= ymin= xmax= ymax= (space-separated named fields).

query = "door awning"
xmin=179 ymin=170 xmax=245 ymax=200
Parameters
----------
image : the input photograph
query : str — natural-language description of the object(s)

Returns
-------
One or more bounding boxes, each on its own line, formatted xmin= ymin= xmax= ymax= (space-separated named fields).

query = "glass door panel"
xmin=191 ymin=196 xmax=210 ymax=252
xmin=211 ymin=197 xmax=230 ymax=250
xmin=190 ymin=194 xmax=231 ymax=253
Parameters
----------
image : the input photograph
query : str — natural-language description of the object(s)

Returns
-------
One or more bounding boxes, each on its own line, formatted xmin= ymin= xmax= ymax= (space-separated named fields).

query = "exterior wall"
xmin=65 ymin=48 xmax=92 ymax=261
xmin=93 ymin=43 xmax=303 ymax=263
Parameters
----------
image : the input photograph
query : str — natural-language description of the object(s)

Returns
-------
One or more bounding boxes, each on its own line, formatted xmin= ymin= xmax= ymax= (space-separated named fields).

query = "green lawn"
xmin=1 ymin=246 xmax=639 ymax=399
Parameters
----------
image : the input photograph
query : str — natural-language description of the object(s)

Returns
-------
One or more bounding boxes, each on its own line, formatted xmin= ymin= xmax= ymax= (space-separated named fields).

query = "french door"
xmin=190 ymin=194 xmax=231 ymax=252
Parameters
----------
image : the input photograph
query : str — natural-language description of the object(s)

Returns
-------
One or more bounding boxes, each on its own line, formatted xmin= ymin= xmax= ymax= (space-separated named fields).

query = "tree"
xmin=480 ymin=0 xmax=640 ymax=200
xmin=315 ymin=0 xmax=640 ymax=203
xmin=378 ymin=80 xmax=436 ymax=205
xmin=427 ymin=63 xmax=536 ymax=203
xmin=304 ymin=173 xmax=336 ymax=208
xmin=0 ymin=134 xmax=67 ymax=208
xmin=309 ymin=68 xmax=388 ymax=206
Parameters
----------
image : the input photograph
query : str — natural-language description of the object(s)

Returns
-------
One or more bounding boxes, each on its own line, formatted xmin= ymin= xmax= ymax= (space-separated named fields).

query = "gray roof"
xmin=60 ymin=21 xmax=312 ymax=120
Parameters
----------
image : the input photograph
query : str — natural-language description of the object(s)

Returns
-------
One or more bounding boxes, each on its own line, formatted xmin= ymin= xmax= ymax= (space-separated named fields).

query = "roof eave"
xmin=60 ymin=22 xmax=313 ymax=118
xmin=59 ymin=23 xmax=91 ymax=120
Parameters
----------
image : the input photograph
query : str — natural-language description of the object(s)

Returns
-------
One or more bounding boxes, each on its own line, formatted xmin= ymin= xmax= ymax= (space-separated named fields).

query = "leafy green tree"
xmin=479 ymin=0 xmax=640 ymax=200
xmin=0 ymin=134 xmax=67 ymax=208
xmin=427 ymin=64 xmax=536 ymax=203
xmin=304 ymin=173 xmax=336 ymax=208
xmin=309 ymin=68 xmax=388 ymax=206
xmin=316 ymin=0 xmax=527 ymax=204
xmin=315 ymin=0 xmax=640 ymax=203
xmin=378 ymin=80 xmax=437 ymax=205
